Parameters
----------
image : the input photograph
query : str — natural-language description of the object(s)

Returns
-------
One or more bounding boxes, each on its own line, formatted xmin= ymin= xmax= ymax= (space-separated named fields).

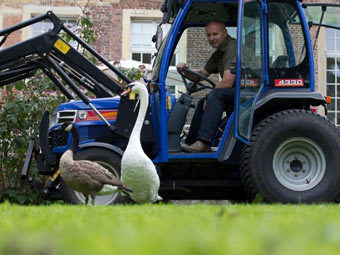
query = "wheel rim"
xmin=272 ymin=137 xmax=326 ymax=191
xmin=74 ymin=161 xmax=120 ymax=205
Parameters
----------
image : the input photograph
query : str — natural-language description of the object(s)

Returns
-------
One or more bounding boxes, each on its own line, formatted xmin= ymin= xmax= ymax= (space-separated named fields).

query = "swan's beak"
xmin=121 ymin=87 xmax=131 ymax=97
xmin=121 ymin=83 xmax=135 ymax=97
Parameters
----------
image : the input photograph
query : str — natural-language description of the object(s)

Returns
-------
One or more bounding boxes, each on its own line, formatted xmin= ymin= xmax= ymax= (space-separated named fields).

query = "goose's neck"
xmin=70 ymin=125 xmax=79 ymax=153
xmin=129 ymin=87 xmax=148 ymax=147
xmin=60 ymin=125 xmax=79 ymax=166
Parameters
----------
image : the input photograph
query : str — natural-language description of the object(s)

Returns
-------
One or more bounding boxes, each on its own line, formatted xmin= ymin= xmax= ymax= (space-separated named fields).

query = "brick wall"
xmin=89 ymin=0 xmax=163 ymax=60
xmin=2 ymin=13 xmax=22 ymax=47
xmin=187 ymin=27 xmax=213 ymax=69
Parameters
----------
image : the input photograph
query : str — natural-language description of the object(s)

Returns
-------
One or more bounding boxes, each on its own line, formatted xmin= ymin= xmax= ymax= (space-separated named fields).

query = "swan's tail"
xmin=151 ymin=195 xmax=163 ymax=203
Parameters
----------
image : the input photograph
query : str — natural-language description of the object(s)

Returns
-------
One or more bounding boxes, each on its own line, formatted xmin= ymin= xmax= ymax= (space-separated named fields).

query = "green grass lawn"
xmin=1 ymin=202 xmax=340 ymax=255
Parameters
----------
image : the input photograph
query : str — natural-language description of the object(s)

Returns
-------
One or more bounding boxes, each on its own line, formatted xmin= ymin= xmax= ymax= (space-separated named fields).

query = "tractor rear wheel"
xmin=240 ymin=109 xmax=340 ymax=203
xmin=62 ymin=148 xmax=123 ymax=205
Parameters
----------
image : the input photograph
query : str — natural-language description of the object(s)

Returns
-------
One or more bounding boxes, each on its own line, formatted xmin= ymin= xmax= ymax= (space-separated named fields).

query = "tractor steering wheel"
xmin=178 ymin=68 xmax=215 ymax=93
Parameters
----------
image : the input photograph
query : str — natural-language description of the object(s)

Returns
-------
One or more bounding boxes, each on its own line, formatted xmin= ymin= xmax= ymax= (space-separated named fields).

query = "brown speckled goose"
xmin=57 ymin=122 xmax=132 ymax=205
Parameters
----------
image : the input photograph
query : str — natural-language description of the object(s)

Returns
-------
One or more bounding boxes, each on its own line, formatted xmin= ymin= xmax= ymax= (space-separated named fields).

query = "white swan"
xmin=120 ymin=82 xmax=162 ymax=203
xmin=57 ymin=122 xmax=132 ymax=205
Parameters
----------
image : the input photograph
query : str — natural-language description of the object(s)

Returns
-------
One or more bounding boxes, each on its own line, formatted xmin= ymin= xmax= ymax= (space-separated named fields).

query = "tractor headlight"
xmin=77 ymin=110 xmax=88 ymax=120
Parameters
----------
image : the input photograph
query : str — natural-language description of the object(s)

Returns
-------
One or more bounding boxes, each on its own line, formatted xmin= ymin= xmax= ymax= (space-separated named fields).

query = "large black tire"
xmin=240 ymin=109 xmax=340 ymax=203
xmin=62 ymin=148 xmax=123 ymax=205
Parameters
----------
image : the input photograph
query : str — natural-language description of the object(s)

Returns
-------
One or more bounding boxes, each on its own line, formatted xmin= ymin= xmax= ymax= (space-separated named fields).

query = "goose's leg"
xmin=85 ymin=195 xmax=89 ymax=205
xmin=90 ymin=194 xmax=96 ymax=206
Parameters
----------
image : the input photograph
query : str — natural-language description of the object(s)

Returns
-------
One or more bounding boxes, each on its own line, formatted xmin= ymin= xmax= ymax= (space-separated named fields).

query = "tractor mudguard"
xmin=79 ymin=142 xmax=124 ymax=156
xmin=256 ymin=91 xmax=326 ymax=110
xmin=39 ymin=111 xmax=57 ymax=165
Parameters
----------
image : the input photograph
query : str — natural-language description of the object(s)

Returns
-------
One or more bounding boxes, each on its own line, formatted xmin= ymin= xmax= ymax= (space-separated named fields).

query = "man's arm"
xmin=198 ymin=68 xmax=210 ymax=77
xmin=215 ymin=69 xmax=235 ymax=89
xmin=177 ymin=63 xmax=211 ymax=82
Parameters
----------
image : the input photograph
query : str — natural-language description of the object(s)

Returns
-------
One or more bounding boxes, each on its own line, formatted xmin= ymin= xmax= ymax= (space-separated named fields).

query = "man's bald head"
xmin=205 ymin=21 xmax=228 ymax=49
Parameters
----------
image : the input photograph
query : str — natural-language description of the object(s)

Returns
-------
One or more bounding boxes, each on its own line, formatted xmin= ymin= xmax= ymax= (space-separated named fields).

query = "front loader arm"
xmin=0 ymin=11 xmax=131 ymax=99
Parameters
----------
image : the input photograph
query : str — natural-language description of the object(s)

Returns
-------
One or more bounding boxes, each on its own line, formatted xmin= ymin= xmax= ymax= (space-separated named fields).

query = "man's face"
xmin=205 ymin=22 xmax=227 ymax=49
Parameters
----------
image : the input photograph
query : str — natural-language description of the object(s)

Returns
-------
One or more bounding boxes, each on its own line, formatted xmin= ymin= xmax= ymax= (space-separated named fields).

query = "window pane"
xmin=143 ymin=23 xmax=153 ymax=33
xmin=227 ymin=27 xmax=237 ymax=39
xmin=327 ymin=58 xmax=335 ymax=69
xmin=131 ymin=23 xmax=142 ymax=33
xmin=169 ymin=54 xmax=176 ymax=66
xmin=167 ymin=85 xmax=176 ymax=95
xmin=326 ymin=28 xmax=335 ymax=38
xmin=337 ymin=71 xmax=340 ymax=83
xmin=337 ymin=86 xmax=340 ymax=97
xmin=132 ymin=53 xmax=141 ymax=62
xmin=328 ymin=101 xmax=335 ymax=111
xmin=327 ymin=85 xmax=335 ymax=97
xmin=31 ymin=22 xmax=42 ymax=35
xmin=142 ymin=53 xmax=151 ymax=64
xmin=32 ymin=18 xmax=77 ymax=47
xmin=327 ymin=39 xmax=335 ymax=51
xmin=337 ymin=114 xmax=340 ymax=126
xmin=327 ymin=71 xmax=335 ymax=83
xmin=269 ymin=2 xmax=306 ymax=67
xmin=130 ymin=20 xmax=157 ymax=55
xmin=327 ymin=112 xmax=335 ymax=124
xmin=337 ymin=40 xmax=340 ymax=52
xmin=268 ymin=23 xmax=288 ymax=67
xmin=238 ymin=0 xmax=263 ymax=139
xmin=64 ymin=21 xmax=77 ymax=33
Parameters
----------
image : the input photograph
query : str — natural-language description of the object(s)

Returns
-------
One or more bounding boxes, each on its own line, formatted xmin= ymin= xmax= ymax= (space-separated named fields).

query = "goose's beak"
xmin=121 ymin=87 xmax=131 ymax=97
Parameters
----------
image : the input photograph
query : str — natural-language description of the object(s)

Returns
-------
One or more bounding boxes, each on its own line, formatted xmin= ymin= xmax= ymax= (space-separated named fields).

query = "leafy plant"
xmin=0 ymin=74 xmax=65 ymax=204
xmin=61 ymin=1 xmax=98 ymax=64
xmin=117 ymin=67 xmax=143 ymax=83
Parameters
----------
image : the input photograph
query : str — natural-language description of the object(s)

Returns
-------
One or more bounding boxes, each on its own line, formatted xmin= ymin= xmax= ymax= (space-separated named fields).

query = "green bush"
xmin=0 ymin=74 xmax=65 ymax=204
xmin=117 ymin=67 xmax=143 ymax=83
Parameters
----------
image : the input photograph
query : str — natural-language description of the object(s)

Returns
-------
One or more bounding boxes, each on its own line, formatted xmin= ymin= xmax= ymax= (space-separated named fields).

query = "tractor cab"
xmin=150 ymin=0 xmax=337 ymax=163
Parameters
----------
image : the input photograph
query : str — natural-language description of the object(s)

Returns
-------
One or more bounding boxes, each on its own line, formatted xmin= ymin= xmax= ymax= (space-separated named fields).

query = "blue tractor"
xmin=1 ymin=0 xmax=340 ymax=204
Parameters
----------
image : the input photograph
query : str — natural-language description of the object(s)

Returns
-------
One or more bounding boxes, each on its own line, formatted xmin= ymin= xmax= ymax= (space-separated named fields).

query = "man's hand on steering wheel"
xmin=176 ymin=64 xmax=216 ymax=94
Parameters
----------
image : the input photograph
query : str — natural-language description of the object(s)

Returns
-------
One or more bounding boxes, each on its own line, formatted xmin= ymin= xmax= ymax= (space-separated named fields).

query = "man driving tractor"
xmin=177 ymin=21 xmax=237 ymax=152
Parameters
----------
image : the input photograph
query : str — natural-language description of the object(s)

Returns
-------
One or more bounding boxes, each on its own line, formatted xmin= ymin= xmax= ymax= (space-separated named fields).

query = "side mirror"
xmin=153 ymin=25 xmax=163 ymax=50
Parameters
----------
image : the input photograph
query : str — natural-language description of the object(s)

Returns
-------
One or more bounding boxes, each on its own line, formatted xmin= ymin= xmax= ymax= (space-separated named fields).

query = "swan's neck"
xmin=128 ymin=87 xmax=148 ymax=148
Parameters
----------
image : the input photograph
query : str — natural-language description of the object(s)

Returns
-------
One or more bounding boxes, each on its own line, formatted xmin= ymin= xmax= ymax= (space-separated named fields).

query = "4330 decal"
xmin=274 ymin=79 xmax=304 ymax=87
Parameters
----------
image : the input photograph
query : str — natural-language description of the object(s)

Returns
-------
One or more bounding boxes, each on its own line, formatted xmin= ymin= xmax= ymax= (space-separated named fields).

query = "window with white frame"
xmin=31 ymin=17 xmax=78 ymax=47
xmin=326 ymin=28 xmax=340 ymax=126
xmin=130 ymin=20 xmax=176 ymax=66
